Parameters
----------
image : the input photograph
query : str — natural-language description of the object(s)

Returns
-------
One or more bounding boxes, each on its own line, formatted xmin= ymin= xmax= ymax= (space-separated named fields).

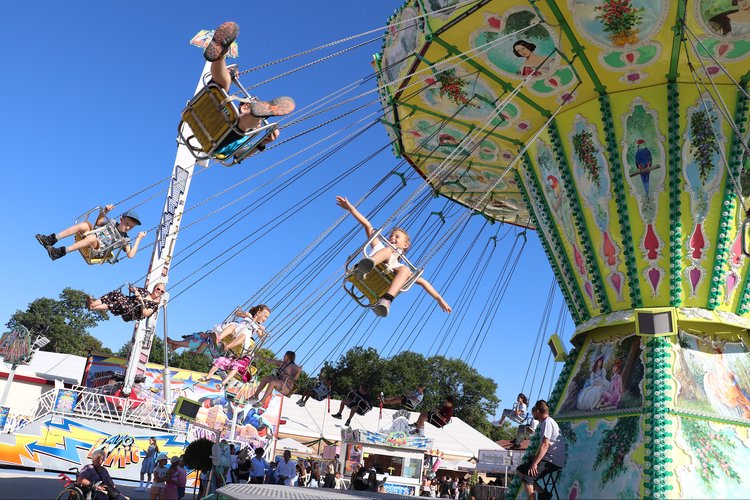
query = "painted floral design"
xmin=595 ymin=0 xmax=644 ymax=46
xmin=573 ymin=129 xmax=601 ymax=187
xmin=682 ymin=418 xmax=741 ymax=488
xmin=593 ymin=416 xmax=639 ymax=484
xmin=432 ymin=69 xmax=477 ymax=107
xmin=689 ymin=109 xmax=720 ymax=183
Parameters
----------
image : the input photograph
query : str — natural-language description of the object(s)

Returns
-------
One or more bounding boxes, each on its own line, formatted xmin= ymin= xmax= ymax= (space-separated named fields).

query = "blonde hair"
xmin=390 ymin=227 xmax=411 ymax=251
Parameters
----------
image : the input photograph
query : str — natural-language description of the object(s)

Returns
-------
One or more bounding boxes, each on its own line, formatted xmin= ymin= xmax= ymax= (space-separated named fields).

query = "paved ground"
xmin=0 ymin=470 xmax=185 ymax=499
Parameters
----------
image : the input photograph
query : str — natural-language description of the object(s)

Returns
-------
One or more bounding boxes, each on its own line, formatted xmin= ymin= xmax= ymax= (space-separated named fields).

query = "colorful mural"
xmin=673 ymin=416 xmax=750 ymax=497
xmin=673 ymin=331 xmax=750 ymax=421
xmin=84 ymin=354 xmax=281 ymax=447
xmin=553 ymin=417 xmax=644 ymax=499
xmin=0 ymin=416 xmax=194 ymax=482
xmin=559 ymin=335 xmax=644 ymax=414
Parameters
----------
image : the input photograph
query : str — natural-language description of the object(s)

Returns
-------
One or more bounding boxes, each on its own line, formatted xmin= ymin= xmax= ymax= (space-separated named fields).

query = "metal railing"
xmin=31 ymin=387 xmax=173 ymax=430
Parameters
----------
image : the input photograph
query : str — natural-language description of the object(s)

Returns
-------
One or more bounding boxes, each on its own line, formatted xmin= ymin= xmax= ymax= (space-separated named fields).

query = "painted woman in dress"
xmin=512 ymin=40 xmax=553 ymax=77
xmin=576 ymin=355 xmax=610 ymax=410
xmin=599 ymin=359 xmax=623 ymax=408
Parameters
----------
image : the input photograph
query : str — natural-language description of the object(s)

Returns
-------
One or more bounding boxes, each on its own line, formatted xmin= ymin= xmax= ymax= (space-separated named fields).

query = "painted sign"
xmin=0 ymin=327 xmax=32 ymax=365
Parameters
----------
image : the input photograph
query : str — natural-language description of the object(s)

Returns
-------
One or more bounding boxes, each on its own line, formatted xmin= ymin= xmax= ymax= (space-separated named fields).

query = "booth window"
xmin=363 ymin=454 xmax=421 ymax=479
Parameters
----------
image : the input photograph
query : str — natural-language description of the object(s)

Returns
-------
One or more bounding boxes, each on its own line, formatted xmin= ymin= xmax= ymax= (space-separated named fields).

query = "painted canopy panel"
xmin=377 ymin=0 xmax=750 ymax=321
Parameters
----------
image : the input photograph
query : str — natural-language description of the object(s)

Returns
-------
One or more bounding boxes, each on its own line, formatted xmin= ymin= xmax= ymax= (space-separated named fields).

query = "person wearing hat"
xmin=164 ymin=456 xmax=181 ymax=500
xmin=87 ymin=282 xmax=165 ymax=322
xmin=36 ymin=204 xmax=147 ymax=261
xmin=151 ymin=452 xmax=169 ymax=499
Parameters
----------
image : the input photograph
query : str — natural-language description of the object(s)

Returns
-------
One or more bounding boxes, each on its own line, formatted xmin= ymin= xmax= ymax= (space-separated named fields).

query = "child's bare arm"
xmin=336 ymin=196 xmax=375 ymax=238
xmin=125 ymin=231 xmax=147 ymax=258
xmin=94 ymin=204 xmax=115 ymax=227
xmin=415 ymin=277 xmax=452 ymax=313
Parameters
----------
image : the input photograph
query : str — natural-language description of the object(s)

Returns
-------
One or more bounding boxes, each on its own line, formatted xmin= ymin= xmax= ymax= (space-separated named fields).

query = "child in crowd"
xmin=336 ymin=195 xmax=451 ymax=317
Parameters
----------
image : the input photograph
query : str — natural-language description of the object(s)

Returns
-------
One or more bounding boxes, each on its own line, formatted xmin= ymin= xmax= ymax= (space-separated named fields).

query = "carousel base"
xmin=214 ymin=484 xmax=412 ymax=499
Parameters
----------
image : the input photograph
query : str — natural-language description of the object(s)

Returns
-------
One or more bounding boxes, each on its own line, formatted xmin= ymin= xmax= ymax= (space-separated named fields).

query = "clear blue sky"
xmin=1 ymin=0 xmax=573 ymax=417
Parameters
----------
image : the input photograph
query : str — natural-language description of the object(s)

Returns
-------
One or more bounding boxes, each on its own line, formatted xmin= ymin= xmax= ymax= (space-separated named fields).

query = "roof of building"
xmin=0 ymin=350 xmax=87 ymax=386
xmin=278 ymin=395 xmax=503 ymax=460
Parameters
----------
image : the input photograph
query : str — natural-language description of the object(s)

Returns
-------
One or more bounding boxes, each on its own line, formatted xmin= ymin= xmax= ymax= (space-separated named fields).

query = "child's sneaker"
xmin=296 ymin=399 xmax=306 ymax=407
xmin=331 ymin=412 xmax=342 ymax=420
xmin=47 ymin=246 xmax=66 ymax=261
xmin=251 ymin=97 xmax=296 ymax=118
xmin=373 ymin=297 xmax=391 ymax=317
xmin=35 ymin=233 xmax=57 ymax=247
xmin=204 ymin=22 xmax=239 ymax=62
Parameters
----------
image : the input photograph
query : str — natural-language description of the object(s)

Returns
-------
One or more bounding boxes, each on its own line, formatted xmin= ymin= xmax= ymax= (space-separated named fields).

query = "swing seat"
xmin=73 ymin=207 xmax=127 ymax=265
xmin=178 ymin=83 xmax=278 ymax=166
xmin=343 ymin=228 xmax=423 ymax=308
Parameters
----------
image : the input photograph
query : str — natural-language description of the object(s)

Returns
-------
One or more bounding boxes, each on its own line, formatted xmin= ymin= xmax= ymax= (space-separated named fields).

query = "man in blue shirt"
xmin=77 ymin=449 xmax=123 ymax=500
xmin=249 ymin=447 xmax=269 ymax=484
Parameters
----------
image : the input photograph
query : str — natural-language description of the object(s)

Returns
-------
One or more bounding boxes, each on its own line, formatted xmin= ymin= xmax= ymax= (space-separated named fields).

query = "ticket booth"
xmin=339 ymin=427 xmax=432 ymax=496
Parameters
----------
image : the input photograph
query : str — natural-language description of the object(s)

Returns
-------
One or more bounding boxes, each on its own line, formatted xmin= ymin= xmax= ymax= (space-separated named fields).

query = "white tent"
xmin=276 ymin=437 xmax=314 ymax=454
xmin=277 ymin=395 xmax=503 ymax=461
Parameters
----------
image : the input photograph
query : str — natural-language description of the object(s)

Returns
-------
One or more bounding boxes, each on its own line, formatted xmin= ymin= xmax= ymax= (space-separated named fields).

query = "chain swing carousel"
xmin=376 ymin=0 xmax=750 ymax=498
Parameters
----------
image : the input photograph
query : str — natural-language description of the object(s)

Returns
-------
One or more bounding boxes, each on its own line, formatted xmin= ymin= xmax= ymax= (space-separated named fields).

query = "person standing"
xmin=137 ymin=437 xmax=159 ymax=491
xmin=275 ymin=450 xmax=297 ymax=486
xmin=515 ymin=400 xmax=565 ymax=499
xmin=249 ymin=447 xmax=269 ymax=484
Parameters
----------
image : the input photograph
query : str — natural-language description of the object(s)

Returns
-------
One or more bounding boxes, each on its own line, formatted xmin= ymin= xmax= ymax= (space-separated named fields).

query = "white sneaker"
xmin=373 ymin=298 xmax=391 ymax=317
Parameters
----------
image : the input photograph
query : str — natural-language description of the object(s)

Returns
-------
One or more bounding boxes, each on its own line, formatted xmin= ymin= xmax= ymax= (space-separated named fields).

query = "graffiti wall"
xmin=0 ymin=415 xmax=194 ymax=482
xmin=673 ymin=416 xmax=750 ymax=498
xmin=673 ymin=331 xmax=750 ymax=422
xmin=558 ymin=334 xmax=644 ymax=415
xmin=554 ymin=417 xmax=645 ymax=499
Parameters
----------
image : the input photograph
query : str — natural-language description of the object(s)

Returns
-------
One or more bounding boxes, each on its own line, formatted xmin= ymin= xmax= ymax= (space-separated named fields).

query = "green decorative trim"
xmin=542 ymin=0 xmax=607 ymax=95
xmin=548 ymin=120 xmax=611 ymax=314
xmin=667 ymin=84 xmax=684 ymax=307
xmin=599 ymin=94 xmax=642 ymax=308
xmin=521 ymin=154 xmax=589 ymax=320
xmin=516 ymin=170 xmax=585 ymax=324
xmin=709 ymin=88 xmax=748 ymax=309
xmin=430 ymin=35 xmax=551 ymax=117
xmin=393 ymin=100 xmax=522 ymax=145
xmin=666 ymin=0 xmax=688 ymax=82
xmin=643 ymin=337 xmax=674 ymax=499
xmin=670 ymin=408 xmax=750 ymax=428
xmin=409 ymin=152 xmax=512 ymax=169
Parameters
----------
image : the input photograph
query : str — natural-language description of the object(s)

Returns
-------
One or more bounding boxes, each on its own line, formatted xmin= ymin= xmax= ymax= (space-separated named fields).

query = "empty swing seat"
xmin=343 ymin=228 xmax=423 ymax=309
xmin=178 ymin=83 xmax=277 ymax=166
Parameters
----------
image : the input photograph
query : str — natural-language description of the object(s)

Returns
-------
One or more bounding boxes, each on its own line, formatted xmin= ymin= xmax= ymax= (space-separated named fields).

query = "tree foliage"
xmin=325 ymin=347 xmax=502 ymax=439
xmin=6 ymin=287 xmax=112 ymax=357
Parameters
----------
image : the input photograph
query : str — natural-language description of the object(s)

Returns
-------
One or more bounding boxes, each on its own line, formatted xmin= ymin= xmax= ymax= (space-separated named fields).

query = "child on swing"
xmin=297 ymin=374 xmax=333 ymax=407
xmin=336 ymin=195 xmax=452 ymax=317
xmin=36 ymin=204 xmax=147 ymax=261
xmin=214 ymin=305 xmax=270 ymax=354
xmin=201 ymin=22 xmax=295 ymax=158
xmin=200 ymin=305 xmax=270 ymax=386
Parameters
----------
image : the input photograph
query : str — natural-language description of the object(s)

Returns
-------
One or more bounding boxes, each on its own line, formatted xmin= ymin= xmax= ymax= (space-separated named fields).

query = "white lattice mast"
xmin=122 ymin=61 xmax=211 ymax=396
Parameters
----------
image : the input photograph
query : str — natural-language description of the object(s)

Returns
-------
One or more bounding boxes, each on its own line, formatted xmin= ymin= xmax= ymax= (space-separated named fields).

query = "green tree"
xmin=7 ymin=288 xmax=112 ymax=357
xmin=326 ymin=347 xmax=502 ymax=439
